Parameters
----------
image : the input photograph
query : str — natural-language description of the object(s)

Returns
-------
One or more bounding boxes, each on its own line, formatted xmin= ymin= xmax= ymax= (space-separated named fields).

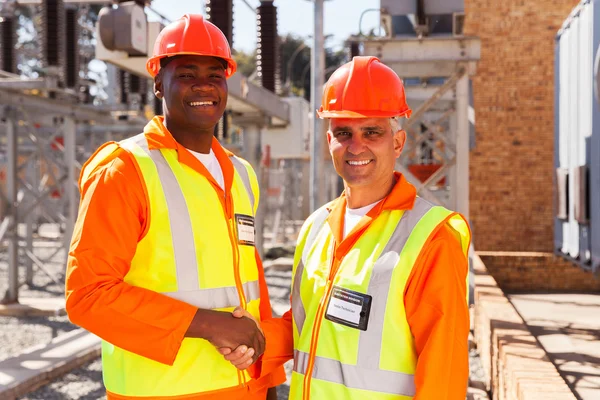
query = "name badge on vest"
xmin=325 ymin=286 xmax=372 ymax=331
xmin=235 ymin=214 xmax=255 ymax=246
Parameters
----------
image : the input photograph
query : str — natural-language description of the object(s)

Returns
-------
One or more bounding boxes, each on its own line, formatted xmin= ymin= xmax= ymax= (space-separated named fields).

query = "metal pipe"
xmin=0 ymin=89 xmax=114 ymax=123
xmin=239 ymin=0 xmax=257 ymax=13
xmin=24 ymin=161 xmax=36 ymax=285
xmin=455 ymin=73 xmax=469 ymax=219
xmin=63 ymin=117 xmax=77 ymax=248
xmin=4 ymin=109 xmax=19 ymax=304
xmin=286 ymin=42 xmax=307 ymax=93
xmin=310 ymin=0 xmax=325 ymax=212
xmin=358 ymin=8 xmax=380 ymax=36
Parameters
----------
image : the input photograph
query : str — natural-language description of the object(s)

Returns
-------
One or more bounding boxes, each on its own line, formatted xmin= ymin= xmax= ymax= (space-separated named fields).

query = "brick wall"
xmin=478 ymin=252 xmax=600 ymax=293
xmin=473 ymin=254 xmax=577 ymax=400
xmin=464 ymin=0 xmax=580 ymax=252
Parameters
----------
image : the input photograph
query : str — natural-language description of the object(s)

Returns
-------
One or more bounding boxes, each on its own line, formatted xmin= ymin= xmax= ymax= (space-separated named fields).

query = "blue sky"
xmin=148 ymin=0 xmax=381 ymax=53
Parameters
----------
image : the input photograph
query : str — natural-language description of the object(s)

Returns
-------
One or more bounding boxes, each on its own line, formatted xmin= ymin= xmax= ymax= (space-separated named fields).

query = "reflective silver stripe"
xmin=124 ymin=135 xmax=260 ymax=307
xmin=229 ymin=156 xmax=255 ymax=214
xmin=293 ymin=207 xmax=330 ymax=335
xmin=293 ymin=350 xmax=416 ymax=396
xmin=164 ymin=280 xmax=260 ymax=309
xmin=242 ymin=279 xmax=261 ymax=303
xmin=291 ymin=259 xmax=306 ymax=335
xmin=142 ymin=147 xmax=200 ymax=292
xmin=301 ymin=207 xmax=331 ymax=264
xmin=357 ymin=198 xmax=434 ymax=371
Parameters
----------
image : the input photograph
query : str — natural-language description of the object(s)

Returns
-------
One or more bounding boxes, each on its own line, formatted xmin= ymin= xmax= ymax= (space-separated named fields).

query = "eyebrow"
xmin=360 ymin=126 xmax=385 ymax=131
xmin=174 ymin=64 xmax=225 ymax=72
xmin=332 ymin=125 xmax=385 ymax=133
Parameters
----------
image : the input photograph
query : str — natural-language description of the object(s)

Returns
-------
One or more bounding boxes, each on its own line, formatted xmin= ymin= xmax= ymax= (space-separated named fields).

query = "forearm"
xmin=248 ymin=308 xmax=294 ymax=380
xmin=406 ymin=226 xmax=470 ymax=399
xmin=66 ymin=257 xmax=197 ymax=365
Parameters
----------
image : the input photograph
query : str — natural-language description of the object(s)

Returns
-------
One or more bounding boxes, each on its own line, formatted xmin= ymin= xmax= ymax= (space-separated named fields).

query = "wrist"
xmin=186 ymin=308 xmax=218 ymax=340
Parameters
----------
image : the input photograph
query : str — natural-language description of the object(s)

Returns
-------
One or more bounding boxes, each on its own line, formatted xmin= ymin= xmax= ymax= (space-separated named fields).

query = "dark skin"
xmin=154 ymin=55 xmax=227 ymax=154
xmin=154 ymin=55 xmax=265 ymax=364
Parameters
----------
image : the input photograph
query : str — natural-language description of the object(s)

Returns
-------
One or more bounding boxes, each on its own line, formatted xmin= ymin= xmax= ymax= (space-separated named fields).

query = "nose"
xmin=191 ymin=77 xmax=213 ymax=92
xmin=346 ymin=136 xmax=367 ymax=155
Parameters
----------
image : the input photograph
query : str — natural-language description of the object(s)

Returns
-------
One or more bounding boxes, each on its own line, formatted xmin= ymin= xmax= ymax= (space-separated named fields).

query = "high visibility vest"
xmin=289 ymin=197 xmax=470 ymax=400
xmin=82 ymin=133 xmax=262 ymax=397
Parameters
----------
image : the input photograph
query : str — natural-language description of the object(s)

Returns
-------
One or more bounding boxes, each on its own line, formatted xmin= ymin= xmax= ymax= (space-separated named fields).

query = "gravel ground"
xmin=3 ymin=246 xmax=489 ymax=400
xmin=0 ymin=243 xmax=78 ymax=365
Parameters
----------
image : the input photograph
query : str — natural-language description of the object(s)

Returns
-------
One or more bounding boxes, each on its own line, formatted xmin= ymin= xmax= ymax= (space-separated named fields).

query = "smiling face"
xmin=154 ymin=55 xmax=228 ymax=135
xmin=328 ymin=117 xmax=405 ymax=193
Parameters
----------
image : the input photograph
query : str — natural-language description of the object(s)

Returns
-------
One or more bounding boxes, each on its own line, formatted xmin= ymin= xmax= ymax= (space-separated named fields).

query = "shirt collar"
xmin=326 ymin=172 xmax=417 ymax=249
xmin=141 ymin=116 xmax=235 ymax=192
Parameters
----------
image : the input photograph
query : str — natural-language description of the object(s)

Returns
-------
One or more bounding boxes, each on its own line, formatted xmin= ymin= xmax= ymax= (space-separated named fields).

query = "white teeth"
xmin=347 ymin=160 xmax=372 ymax=166
xmin=189 ymin=101 xmax=214 ymax=106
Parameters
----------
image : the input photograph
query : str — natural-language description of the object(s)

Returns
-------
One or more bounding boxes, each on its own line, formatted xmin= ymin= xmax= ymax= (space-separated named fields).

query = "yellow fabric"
xmin=290 ymin=205 xmax=470 ymax=400
xmin=100 ymin=139 xmax=260 ymax=397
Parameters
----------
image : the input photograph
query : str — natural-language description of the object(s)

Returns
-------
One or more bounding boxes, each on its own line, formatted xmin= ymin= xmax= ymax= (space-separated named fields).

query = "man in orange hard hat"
xmin=66 ymin=14 xmax=284 ymax=400
xmin=223 ymin=56 xmax=472 ymax=399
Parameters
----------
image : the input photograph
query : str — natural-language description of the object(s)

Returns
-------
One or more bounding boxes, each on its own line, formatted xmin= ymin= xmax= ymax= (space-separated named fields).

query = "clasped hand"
xmin=215 ymin=306 xmax=263 ymax=370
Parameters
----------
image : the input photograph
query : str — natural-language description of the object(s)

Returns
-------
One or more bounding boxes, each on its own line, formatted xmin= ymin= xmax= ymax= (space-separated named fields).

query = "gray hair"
xmin=390 ymin=117 xmax=403 ymax=133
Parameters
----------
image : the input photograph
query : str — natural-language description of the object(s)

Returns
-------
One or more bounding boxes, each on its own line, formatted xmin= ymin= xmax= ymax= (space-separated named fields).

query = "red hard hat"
xmin=146 ymin=14 xmax=237 ymax=78
xmin=317 ymin=56 xmax=411 ymax=119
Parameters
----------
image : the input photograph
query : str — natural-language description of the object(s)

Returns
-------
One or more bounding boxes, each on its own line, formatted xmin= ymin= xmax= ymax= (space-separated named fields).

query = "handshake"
xmin=191 ymin=306 xmax=265 ymax=371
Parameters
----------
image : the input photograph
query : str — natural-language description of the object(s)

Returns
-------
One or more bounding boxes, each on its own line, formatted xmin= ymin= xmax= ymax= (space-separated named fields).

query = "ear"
xmin=154 ymin=74 xmax=164 ymax=99
xmin=393 ymin=129 xmax=406 ymax=158
xmin=327 ymin=130 xmax=334 ymax=154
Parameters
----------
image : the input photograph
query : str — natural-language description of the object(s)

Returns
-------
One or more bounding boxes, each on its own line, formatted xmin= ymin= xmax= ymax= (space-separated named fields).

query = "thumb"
xmin=232 ymin=306 xmax=245 ymax=318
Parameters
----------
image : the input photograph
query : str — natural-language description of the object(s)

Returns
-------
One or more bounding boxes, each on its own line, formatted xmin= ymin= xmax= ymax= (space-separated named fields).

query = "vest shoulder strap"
xmin=229 ymin=156 xmax=259 ymax=216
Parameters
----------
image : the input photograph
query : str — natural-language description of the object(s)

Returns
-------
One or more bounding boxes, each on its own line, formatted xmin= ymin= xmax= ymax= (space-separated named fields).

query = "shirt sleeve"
xmin=65 ymin=147 xmax=198 ymax=366
xmin=404 ymin=224 xmax=470 ymax=400
xmin=247 ymin=249 xmax=289 ymax=387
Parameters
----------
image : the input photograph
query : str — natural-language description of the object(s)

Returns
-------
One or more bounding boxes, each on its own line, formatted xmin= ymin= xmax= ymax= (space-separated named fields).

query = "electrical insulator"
xmin=222 ymin=110 xmax=229 ymax=140
xmin=205 ymin=0 xmax=233 ymax=47
xmin=65 ymin=7 xmax=79 ymax=88
xmin=41 ymin=0 xmax=66 ymax=80
xmin=256 ymin=1 xmax=279 ymax=93
xmin=130 ymin=74 xmax=140 ymax=93
xmin=138 ymin=77 xmax=148 ymax=106
xmin=0 ymin=16 xmax=16 ymax=74
xmin=119 ymin=69 xmax=128 ymax=104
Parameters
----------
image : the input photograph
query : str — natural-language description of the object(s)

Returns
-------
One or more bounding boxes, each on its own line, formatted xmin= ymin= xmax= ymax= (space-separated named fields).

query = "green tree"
xmin=232 ymin=34 xmax=350 ymax=100
xmin=233 ymin=49 xmax=257 ymax=79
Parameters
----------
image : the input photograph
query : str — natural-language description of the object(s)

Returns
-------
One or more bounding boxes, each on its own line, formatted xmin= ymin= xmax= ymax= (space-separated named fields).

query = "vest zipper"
xmin=223 ymin=191 xmax=248 ymax=387
xmin=302 ymin=242 xmax=339 ymax=400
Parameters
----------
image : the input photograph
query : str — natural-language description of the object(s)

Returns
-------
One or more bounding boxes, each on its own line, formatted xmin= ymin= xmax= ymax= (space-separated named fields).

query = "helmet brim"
xmin=147 ymin=52 xmax=237 ymax=78
xmin=317 ymin=109 xmax=412 ymax=119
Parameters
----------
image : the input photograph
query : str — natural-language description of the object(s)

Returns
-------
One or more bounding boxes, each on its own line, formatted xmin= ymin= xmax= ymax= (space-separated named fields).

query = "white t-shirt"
xmin=188 ymin=148 xmax=224 ymax=190
xmin=343 ymin=200 xmax=381 ymax=239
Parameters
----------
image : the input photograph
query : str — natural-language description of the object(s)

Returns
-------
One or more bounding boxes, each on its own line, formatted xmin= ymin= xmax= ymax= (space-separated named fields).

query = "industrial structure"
xmin=0 ymin=0 xmax=480 ymax=305
xmin=554 ymin=0 xmax=600 ymax=275
xmin=359 ymin=0 xmax=478 ymax=221
xmin=0 ymin=1 xmax=599 ymax=399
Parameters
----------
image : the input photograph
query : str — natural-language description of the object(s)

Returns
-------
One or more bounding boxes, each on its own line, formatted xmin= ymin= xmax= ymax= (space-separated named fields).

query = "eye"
xmin=178 ymin=73 xmax=193 ymax=78
xmin=211 ymin=74 xmax=224 ymax=79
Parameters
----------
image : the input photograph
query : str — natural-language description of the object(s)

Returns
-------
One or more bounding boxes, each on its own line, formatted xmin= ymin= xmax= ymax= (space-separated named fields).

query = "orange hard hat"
xmin=317 ymin=56 xmax=411 ymax=119
xmin=146 ymin=14 xmax=237 ymax=78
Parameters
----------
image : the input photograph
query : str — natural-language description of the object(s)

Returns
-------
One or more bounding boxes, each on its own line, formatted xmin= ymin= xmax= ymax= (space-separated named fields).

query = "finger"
xmin=235 ymin=358 xmax=254 ymax=370
xmin=231 ymin=357 xmax=254 ymax=371
xmin=230 ymin=349 xmax=255 ymax=367
xmin=223 ymin=345 xmax=248 ymax=361
xmin=232 ymin=306 xmax=245 ymax=318
xmin=218 ymin=347 xmax=233 ymax=355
